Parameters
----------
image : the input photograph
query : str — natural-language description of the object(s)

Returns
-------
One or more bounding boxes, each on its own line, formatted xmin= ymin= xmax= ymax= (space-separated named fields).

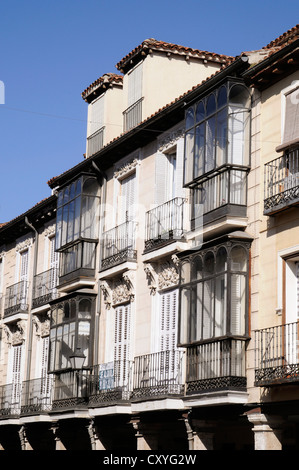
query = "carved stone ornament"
xmin=101 ymin=272 xmax=135 ymax=307
xmin=114 ymin=158 xmax=139 ymax=180
xmin=158 ymin=260 xmax=179 ymax=290
xmin=3 ymin=320 xmax=27 ymax=346
xmin=16 ymin=237 xmax=34 ymax=253
xmin=157 ymin=126 xmax=184 ymax=152
xmin=144 ymin=263 xmax=158 ymax=295
xmin=44 ymin=224 xmax=56 ymax=238
xmin=100 ymin=281 xmax=112 ymax=309
xmin=32 ymin=312 xmax=51 ymax=337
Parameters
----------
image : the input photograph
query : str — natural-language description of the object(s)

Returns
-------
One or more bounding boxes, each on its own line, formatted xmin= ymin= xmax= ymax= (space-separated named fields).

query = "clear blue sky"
xmin=0 ymin=0 xmax=298 ymax=223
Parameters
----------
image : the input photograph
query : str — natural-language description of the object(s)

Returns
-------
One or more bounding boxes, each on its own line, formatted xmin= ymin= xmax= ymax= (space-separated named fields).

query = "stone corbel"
xmin=100 ymin=280 xmax=112 ymax=309
xmin=144 ymin=263 xmax=158 ymax=295
xmin=32 ymin=312 xmax=51 ymax=337
xmin=122 ymin=270 xmax=135 ymax=301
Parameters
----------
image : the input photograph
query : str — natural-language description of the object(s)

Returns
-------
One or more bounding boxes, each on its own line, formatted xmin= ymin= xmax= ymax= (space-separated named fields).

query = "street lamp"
xmin=69 ymin=347 xmax=86 ymax=370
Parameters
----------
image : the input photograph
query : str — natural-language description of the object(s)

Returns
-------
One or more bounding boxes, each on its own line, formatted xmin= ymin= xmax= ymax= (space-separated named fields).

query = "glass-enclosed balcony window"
xmin=49 ymin=294 xmax=95 ymax=373
xmin=184 ymin=81 xmax=251 ymax=186
xmin=55 ymin=174 xmax=100 ymax=251
xmin=178 ymin=240 xmax=250 ymax=346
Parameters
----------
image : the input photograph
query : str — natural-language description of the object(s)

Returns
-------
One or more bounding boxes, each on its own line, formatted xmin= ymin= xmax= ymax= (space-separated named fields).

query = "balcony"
xmin=32 ymin=268 xmax=58 ymax=309
xmin=51 ymin=370 xmax=90 ymax=411
xmin=131 ymin=350 xmax=185 ymax=400
xmin=58 ymin=240 xmax=97 ymax=287
xmin=123 ymin=98 xmax=143 ymax=132
xmin=255 ymin=321 xmax=299 ymax=387
xmin=21 ymin=376 xmax=53 ymax=415
xmin=86 ymin=127 xmax=104 ymax=158
xmin=264 ymin=147 xmax=299 ymax=215
xmin=100 ymin=221 xmax=137 ymax=271
xmin=4 ymin=280 xmax=29 ymax=318
xmin=88 ymin=360 xmax=133 ymax=407
xmin=144 ymin=198 xmax=186 ymax=252
xmin=0 ymin=383 xmax=21 ymax=418
xmin=185 ymin=338 xmax=247 ymax=394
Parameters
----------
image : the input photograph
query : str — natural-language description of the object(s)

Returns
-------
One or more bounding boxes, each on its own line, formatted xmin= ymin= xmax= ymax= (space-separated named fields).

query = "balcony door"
xmin=114 ymin=303 xmax=131 ymax=387
xmin=284 ymin=258 xmax=299 ymax=364
xmin=7 ymin=344 xmax=23 ymax=412
xmin=119 ymin=172 xmax=136 ymax=224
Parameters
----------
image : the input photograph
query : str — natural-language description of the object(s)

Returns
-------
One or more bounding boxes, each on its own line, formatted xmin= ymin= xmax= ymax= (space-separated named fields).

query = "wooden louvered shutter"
xmin=114 ymin=304 xmax=131 ymax=386
xmin=160 ymin=289 xmax=178 ymax=353
xmin=128 ymin=63 xmax=142 ymax=107
xmin=11 ymin=344 xmax=22 ymax=405
xmin=120 ymin=173 xmax=136 ymax=223
xmin=88 ymin=95 xmax=104 ymax=136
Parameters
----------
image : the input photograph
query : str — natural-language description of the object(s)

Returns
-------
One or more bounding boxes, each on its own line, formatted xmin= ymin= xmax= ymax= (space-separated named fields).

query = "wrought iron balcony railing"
xmin=255 ymin=321 xmax=299 ymax=386
xmin=123 ymin=98 xmax=143 ymax=132
xmin=21 ymin=376 xmax=53 ymax=415
xmin=0 ymin=383 xmax=21 ymax=418
xmin=185 ymin=338 xmax=247 ymax=394
xmin=88 ymin=360 xmax=133 ymax=406
xmin=264 ymin=147 xmax=299 ymax=214
xmin=100 ymin=220 xmax=137 ymax=270
xmin=51 ymin=370 xmax=90 ymax=410
xmin=132 ymin=349 xmax=185 ymax=400
xmin=145 ymin=198 xmax=186 ymax=251
xmin=86 ymin=126 xmax=104 ymax=157
xmin=32 ymin=267 xmax=58 ymax=308
xmin=4 ymin=280 xmax=29 ymax=317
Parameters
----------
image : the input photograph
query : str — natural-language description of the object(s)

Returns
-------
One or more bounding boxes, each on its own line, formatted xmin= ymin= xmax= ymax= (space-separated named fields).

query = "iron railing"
xmin=4 ymin=280 xmax=29 ymax=317
xmin=0 ymin=383 xmax=21 ymax=418
xmin=21 ymin=376 xmax=53 ymax=414
xmin=145 ymin=198 xmax=186 ymax=251
xmin=32 ymin=267 xmax=58 ymax=308
xmin=264 ymin=147 xmax=299 ymax=214
xmin=123 ymin=98 xmax=143 ymax=132
xmin=51 ymin=370 xmax=90 ymax=410
xmin=86 ymin=127 xmax=104 ymax=157
xmin=132 ymin=349 xmax=185 ymax=399
xmin=185 ymin=338 xmax=247 ymax=393
xmin=88 ymin=360 xmax=133 ymax=405
xmin=255 ymin=321 xmax=299 ymax=386
xmin=100 ymin=221 xmax=137 ymax=270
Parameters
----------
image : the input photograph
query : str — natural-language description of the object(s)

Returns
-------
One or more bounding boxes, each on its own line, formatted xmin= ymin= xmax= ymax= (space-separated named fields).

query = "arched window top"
xmin=191 ymin=255 xmax=203 ymax=280
xmin=195 ymin=101 xmax=205 ymax=123
xmin=78 ymin=298 xmax=92 ymax=318
xmin=180 ymin=260 xmax=191 ymax=284
xmin=217 ymin=86 xmax=227 ymax=109
xmin=206 ymin=94 xmax=216 ymax=116
xmin=216 ymin=246 xmax=227 ymax=273
xmin=229 ymin=84 xmax=251 ymax=108
xmin=82 ymin=176 xmax=98 ymax=196
xmin=186 ymin=107 xmax=194 ymax=129
xmin=75 ymin=178 xmax=82 ymax=196
xmin=231 ymin=245 xmax=247 ymax=271
xmin=204 ymin=251 xmax=215 ymax=276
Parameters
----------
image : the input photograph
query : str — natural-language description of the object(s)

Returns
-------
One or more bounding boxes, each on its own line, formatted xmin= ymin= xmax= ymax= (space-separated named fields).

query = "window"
xmin=159 ymin=289 xmax=179 ymax=352
xmin=184 ymin=81 xmax=251 ymax=186
xmin=87 ymin=95 xmax=105 ymax=157
xmin=55 ymin=174 xmax=100 ymax=279
xmin=277 ymin=82 xmax=299 ymax=152
xmin=49 ymin=295 xmax=95 ymax=372
xmin=124 ymin=62 xmax=143 ymax=131
xmin=114 ymin=303 xmax=131 ymax=386
xmin=178 ymin=240 xmax=250 ymax=346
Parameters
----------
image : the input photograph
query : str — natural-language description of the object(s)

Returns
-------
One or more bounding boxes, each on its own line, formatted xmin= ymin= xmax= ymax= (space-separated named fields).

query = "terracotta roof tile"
xmin=81 ymin=73 xmax=123 ymax=102
xmin=116 ymin=38 xmax=233 ymax=72
xmin=263 ymin=24 xmax=299 ymax=49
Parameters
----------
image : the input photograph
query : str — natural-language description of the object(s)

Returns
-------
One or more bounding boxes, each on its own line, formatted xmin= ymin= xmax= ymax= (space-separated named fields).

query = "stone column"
xmin=191 ymin=420 xmax=215 ymax=450
xmin=50 ymin=422 xmax=66 ymax=450
xmin=87 ymin=419 xmax=106 ymax=450
xmin=130 ymin=417 xmax=158 ymax=450
xmin=18 ymin=425 xmax=33 ymax=450
xmin=247 ymin=412 xmax=283 ymax=450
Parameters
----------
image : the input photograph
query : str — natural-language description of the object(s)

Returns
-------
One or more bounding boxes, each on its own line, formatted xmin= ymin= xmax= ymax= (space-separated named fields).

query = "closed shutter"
xmin=49 ymin=236 xmax=59 ymax=289
xmin=20 ymin=250 xmax=28 ymax=281
xmin=128 ymin=63 xmax=143 ymax=107
xmin=175 ymin=139 xmax=185 ymax=199
xmin=280 ymin=87 xmax=299 ymax=150
xmin=88 ymin=95 xmax=104 ymax=136
xmin=159 ymin=289 xmax=178 ymax=352
xmin=114 ymin=303 xmax=131 ymax=386
xmin=40 ymin=336 xmax=51 ymax=399
xmin=155 ymin=152 xmax=168 ymax=206
xmin=119 ymin=172 xmax=136 ymax=223
xmin=10 ymin=344 xmax=23 ymax=406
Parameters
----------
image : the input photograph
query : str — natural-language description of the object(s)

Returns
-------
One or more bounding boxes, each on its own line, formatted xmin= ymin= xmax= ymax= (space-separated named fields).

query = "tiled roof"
xmin=82 ymin=73 xmax=123 ymax=102
xmin=263 ymin=24 xmax=299 ymax=49
xmin=116 ymin=38 xmax=233 ymax=72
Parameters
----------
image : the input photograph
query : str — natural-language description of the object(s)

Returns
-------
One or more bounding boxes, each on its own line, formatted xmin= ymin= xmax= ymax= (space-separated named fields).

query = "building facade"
xmin=0 ymin=28 xmax=298 ymax=450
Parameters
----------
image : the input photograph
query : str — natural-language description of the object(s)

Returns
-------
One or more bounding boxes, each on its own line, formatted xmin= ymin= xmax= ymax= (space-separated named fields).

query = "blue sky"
xmin=0 ymin=0 xmax=298 ymax=223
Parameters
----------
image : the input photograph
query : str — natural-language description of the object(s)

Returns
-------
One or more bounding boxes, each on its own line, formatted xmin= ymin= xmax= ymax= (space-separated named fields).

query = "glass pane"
xmin=78 ymin=298 xmax=91 ymax=318
xmin=205 ymin=116 xmax=216 ymax=172
xmin=179 ymin=288 xmax=190 ymax=344
xmin=67 ymin=200 xmax=75 ymax=244
xmin=191 ymin=255 xmax=203 ymax=280
xmin=230 ymin=170 xmax=246 ymax=205
xmin=69 ymin=182 xmax=76 ymax=200
xmin=231 ymin=273 xmax=246 ymax=335
xmin=180 ymin=260 xmax=191 ymax=284
xmin=83 ymin=177 xmax=98 ymax=196
xmin=55 ymin=207 xmax=62 ymax=250
xmin=231 ymin=245 xmax=247 ymax=272
xmin=216 ymin=108 xmax=227 ymax=167
xmin=195 ymin=101 xmax=205 ymax=122
xmin=184 ymin=130 xmax=194 ymax=184
xmin=203 ymin=279 xmax=214 ymax=339
xmin=229 ymin=84 xmax=250 ymax=107
xmin=217 ymin=85 xmax=227 ymax=109
xmin=216 ymin=247 xmax=227 ymax=272
xmin=185 ymin=107 xmax=194 ymax=129
xmin=215 ymin=274 xmax=227 ymax=336
xmin=63 ymin=186 xmax=69 ymax=205
xmin=203 ymin=251 xmax=215 ymax=277
xmin=74 ymin=196 xmax=81 ymax=240
xmin=194 ymin=123 xmax=205 ymax=178
xmin=206 ymin=94 xmax=216 ymax=116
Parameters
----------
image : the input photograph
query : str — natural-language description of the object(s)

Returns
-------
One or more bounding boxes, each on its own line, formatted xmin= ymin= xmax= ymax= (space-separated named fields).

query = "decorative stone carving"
xmin=16 ymin=237 xmax=34 ymax=253
xmin=4 ymin=320 xmax=27 ymax=346
xmin=158 ymin=260 xmax=179 ymax=290
xmin=100 ymin=281 xmax=112 ymax=309
xmin=114 ymin=158 xmax=139 ymax=180
xmin=32 ymin=312 xmax=51 ymax=337
xmin=44 ymin=224 xmax=56 ymax=238
xmin=144 ymin=263 xmax=158 ymax=295
xmin=157 ymin=126 xmax=184 ymax=152
xmin=101 ymin=272 xmax=135 ymax=307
